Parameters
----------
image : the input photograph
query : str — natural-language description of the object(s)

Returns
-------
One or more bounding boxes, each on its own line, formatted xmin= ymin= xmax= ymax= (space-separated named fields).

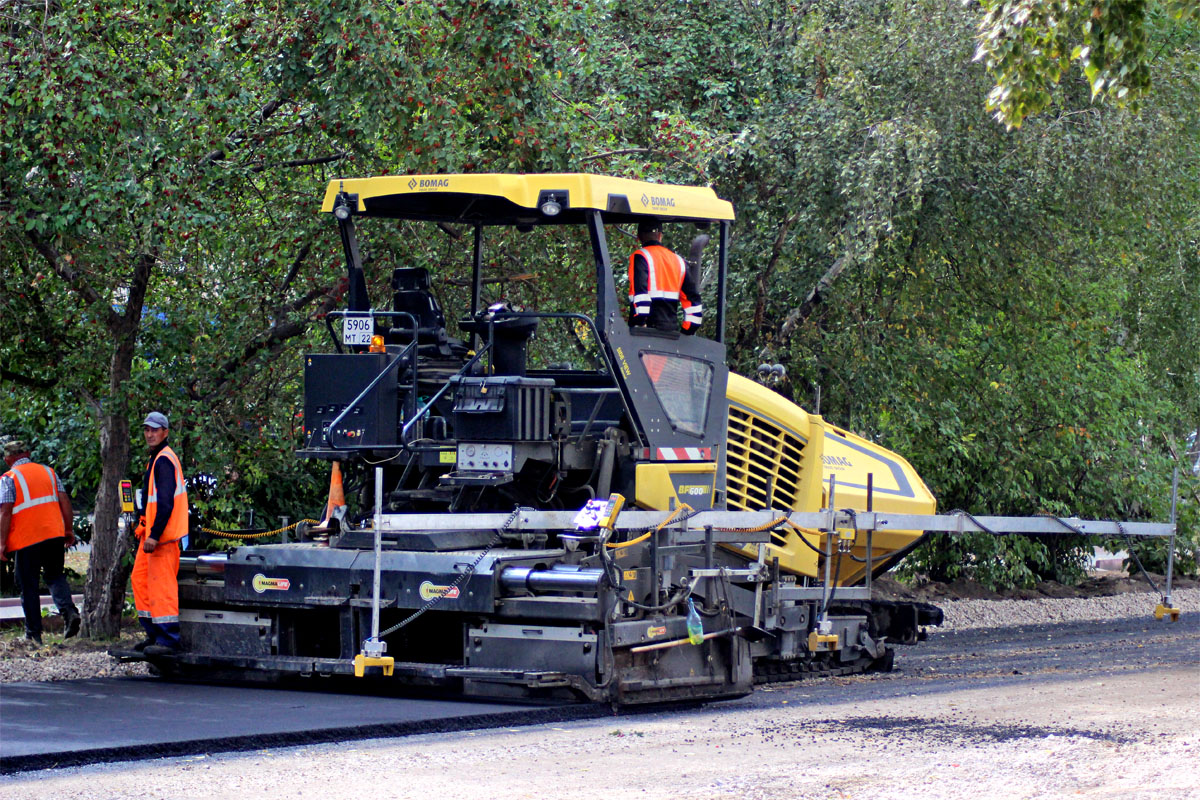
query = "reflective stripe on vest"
xmin=629 ymin=245 xmax=687 ymax=302
xmin=628 ymin=246 xmax=700 ymax=326
xmin=6 ymin=462 xmax=64 ymax=552
xmin=146 ymin=446 xmax=189 ymax=544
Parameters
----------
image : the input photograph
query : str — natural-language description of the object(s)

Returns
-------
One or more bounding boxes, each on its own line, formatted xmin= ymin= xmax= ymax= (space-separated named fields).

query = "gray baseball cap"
xmin=142 ymin=412 xmax=169 ymax=429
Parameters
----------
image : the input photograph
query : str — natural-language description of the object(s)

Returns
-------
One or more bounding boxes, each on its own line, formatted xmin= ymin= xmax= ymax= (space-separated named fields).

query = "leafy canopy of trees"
xmin=1 ymin=0 xmax=1195 ymax=634
xmin=974 ymin=0 xmax=1200 ymax=128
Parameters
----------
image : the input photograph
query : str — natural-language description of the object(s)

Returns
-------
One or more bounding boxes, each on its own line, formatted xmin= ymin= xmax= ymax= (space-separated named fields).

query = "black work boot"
xmin=64 ymin=609 xmax=82 ymax=639
xmin=23 ymin=632 xmax=43 ymax=647
xmin=132 ymin=638 xmax=155 ymax=652
xmin=142 ymin=644 xmax=180 ymax=657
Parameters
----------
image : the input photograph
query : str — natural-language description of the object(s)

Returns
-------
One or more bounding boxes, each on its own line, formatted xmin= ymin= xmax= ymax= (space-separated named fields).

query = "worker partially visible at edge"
xmin=628 ymin=219 xmax=703 ymax=334
xmin=133 ymin=411 xmax=189 ymax=656
xmin=0 ymin=438 xmax=81 ymax=646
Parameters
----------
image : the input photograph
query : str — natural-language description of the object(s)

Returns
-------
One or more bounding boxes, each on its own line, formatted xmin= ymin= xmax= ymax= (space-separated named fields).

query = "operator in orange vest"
xmin=0 ymin=438 xmax=81 ymax=646
xmin=132 ymin=412 xmax=189 ymax=656
xmin=628 ymin=219 xmax=703 ymax=334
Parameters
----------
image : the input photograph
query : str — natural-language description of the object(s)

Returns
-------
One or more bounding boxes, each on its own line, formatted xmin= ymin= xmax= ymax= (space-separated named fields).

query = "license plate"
xmin=342 ymin=315 xmax=373 ymax=346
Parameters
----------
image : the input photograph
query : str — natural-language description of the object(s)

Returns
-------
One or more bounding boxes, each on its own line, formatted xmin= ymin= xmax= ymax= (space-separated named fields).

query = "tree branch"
xmin=118 ymin=249 xmax=157 ymax=339
xmin=752 ymin=213 xmax=800 ymax=333
xmin=197 ymin=97 xmax=285 ymax=169
xmin=778 ymin=255 xmax=850 ymax=343
xmin=25 ymin=229 xmax=117 ymax=327
xmin=0 ymin=367 xmax=58 ymax=390
xmin=445 ymin=273 xmax=535 ymax=287
xmin=200 ymin=283 xmax=342 ymax=402
xmin=578 ymin=148 xmax=650 ymax=163
xmin=248 ymin=151 xmax=346 ymax=173
xmin=278 ymin=242 xmax=311 ymax=297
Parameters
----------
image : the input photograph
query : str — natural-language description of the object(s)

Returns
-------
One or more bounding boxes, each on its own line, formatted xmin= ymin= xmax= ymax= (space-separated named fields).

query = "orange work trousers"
xmin=131 ymin=539 xmax=181 ymax=624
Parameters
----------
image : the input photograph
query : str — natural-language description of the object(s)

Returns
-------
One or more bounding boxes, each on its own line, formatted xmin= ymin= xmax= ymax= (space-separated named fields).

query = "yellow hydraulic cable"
xmin=714 ymin=513 xmax=792 ymax=534
xmin=785 ymin=518 xmax=816 ymax=537
xmin=606 ymin=504 xmax=693 ymax=549
xmin=200 ymin=519 xmax=321 ymax=540
xmin=785 ymin=518 xmax=828 ymax=546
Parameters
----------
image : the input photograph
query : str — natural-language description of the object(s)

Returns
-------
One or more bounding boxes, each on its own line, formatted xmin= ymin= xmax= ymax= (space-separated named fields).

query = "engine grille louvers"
xmin=725 ymin=406 xmax=808 ymax=549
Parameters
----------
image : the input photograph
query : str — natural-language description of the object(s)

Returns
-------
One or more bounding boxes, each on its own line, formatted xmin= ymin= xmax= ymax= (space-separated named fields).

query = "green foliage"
xmin=0 ymin=0 xmax=1194 ymax=603
xmin=973 ymin=0 xmax=1200 ymax=128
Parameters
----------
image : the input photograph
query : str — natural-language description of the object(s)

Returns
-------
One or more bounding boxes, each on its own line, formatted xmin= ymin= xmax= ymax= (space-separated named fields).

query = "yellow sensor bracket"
xmin=1154 ymin=603 xmax=1181 ymax=622
xmin=353 ymin=653 xmax=395 ymax=677
xmin=119 ymin=480 xmax=135 ymax=514
xmin=807 ymin=632 xmax=839 ymax=652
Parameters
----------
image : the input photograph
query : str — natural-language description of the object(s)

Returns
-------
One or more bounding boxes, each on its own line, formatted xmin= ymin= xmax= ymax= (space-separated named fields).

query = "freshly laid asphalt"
xmin=0 ymin=678 xmax=608 ymax=774
xmin=2 ymin=611 xmax=1194 ymax=775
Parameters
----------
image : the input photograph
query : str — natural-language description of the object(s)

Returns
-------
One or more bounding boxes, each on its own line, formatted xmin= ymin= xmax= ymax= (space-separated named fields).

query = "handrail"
xmin=324 ymin=310 xmax=420 ymax=355
xmin=323 ymin=338 xmax=419 ymax=452
xmin=467 ymin=311 xmax=644 ymax=449
xmin=400 ymin=343 xmax=492 ymax=451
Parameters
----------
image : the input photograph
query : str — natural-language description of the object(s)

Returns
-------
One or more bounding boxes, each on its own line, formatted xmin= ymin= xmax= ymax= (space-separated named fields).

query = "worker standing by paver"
xmin=0 ymin=437 xmax=81 ymax=646
xmin=132 ymin=412 xmax=188 ymax=656
xmin=628 ymin=219 xmax=703 ymax=334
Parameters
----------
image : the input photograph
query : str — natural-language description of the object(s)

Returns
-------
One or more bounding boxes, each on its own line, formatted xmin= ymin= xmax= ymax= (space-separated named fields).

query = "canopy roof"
xmin=320 ymin=173 xmax=735 ymax=226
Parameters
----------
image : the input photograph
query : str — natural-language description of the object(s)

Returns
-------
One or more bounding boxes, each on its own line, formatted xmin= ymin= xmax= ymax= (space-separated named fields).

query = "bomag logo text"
xmin=419 ymin=581 xmax=461 ymax=601
xmin=640 ymin=193 xmax=677 ymax=209
xmin=409 ymin=178 xmax=451 ymax=190
xmin=822 ymin=455 xmax=853 ymax=467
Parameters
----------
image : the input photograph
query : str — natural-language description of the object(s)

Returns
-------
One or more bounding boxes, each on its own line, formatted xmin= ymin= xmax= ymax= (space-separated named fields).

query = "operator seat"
xmin=387 ymin=267 xmax=467 ymax=361
xmin=391 ymin=267 xmax=447 ymax=342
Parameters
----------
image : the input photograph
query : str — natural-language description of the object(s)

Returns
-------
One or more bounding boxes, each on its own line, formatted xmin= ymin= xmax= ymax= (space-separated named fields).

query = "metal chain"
xmin=376 ymin=506 xmax=522 ymax=638
xmin=1115 ymin=519 xmax=1163 ymax=600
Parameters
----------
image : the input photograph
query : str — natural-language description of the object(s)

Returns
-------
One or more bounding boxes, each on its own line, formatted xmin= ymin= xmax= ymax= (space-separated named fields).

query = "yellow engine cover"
xmin=722 ymin=373 xmax=936 ymax=583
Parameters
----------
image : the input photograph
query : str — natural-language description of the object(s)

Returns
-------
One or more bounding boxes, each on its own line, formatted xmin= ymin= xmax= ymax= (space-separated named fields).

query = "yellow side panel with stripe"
xmin=723 ymin=373 xmax=936 ymax=583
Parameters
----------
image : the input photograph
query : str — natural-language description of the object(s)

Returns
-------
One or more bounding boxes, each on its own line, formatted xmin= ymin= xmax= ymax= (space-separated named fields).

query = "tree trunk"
xmin=751 ymin=215 xmax=798 ymax=335
xmin=82 ymin=342 xmax=138 ymax=639
xmin=79 ymin=250 xmax=154 ymax=639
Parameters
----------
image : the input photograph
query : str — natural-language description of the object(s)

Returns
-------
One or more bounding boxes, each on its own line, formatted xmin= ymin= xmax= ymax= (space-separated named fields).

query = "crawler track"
xmin=753 ymin=652 xmax=884 ymax=684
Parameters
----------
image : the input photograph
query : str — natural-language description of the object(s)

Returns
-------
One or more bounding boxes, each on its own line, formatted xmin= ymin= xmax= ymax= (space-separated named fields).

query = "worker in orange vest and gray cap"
xmin=132 ymin=411 xmax=189 ymax=656
xmin=0 ymin=437 xmax=81 ymax=646
xmin=628 ymin=219 xmax=703 ymax=334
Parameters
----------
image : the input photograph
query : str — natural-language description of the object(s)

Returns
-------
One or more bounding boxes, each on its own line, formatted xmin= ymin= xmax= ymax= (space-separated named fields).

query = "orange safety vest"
xmin=5 ymin=462 xmax=65 ymax=552
xmin=145 ymin=446 xmax=188 ymax=544
xmin=628 ymin=245 xmax=701 ymax=330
